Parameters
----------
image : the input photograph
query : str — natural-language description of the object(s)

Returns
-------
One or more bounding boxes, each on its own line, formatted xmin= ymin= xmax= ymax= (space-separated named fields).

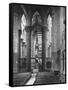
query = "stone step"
xmin=34 ymin=72 xmax=60 ymax=84
xmin=13 ymin=73 xmax=31 ymax=86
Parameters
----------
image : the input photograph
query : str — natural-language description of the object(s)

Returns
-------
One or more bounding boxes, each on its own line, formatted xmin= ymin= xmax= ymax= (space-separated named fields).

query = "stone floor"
xmin=13 ymin=71 xmax=66 ymax=86
xmin=25 ymin=73 xmax=37 ymax=85
xmin=13 ymin=72 xmax=31 ymax=86
xmin=34 ymin=72 xmax=60 ymax=85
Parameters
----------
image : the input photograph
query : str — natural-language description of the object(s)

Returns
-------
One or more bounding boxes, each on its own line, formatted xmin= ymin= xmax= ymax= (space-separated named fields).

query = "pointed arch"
xmin=32 ymin=11 xmax=42 ymax=25
xmin=21 ymin=14 xmax=27 ymax=43
xmin=46 ymin=14 xmax=52 ymax=57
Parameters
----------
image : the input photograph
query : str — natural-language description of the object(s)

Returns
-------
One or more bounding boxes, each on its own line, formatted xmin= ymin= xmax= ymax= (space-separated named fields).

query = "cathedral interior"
xmin=12 ymin=3 xmax=66 ymax=86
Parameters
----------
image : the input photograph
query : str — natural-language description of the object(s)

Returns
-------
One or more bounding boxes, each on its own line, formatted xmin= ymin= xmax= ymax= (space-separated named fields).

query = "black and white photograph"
xmin=9 ymin=3 xmax=66 ymax=87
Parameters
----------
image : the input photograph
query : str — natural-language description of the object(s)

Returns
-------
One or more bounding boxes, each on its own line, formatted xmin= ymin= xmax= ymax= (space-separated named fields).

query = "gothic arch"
xmin=32 ymin=11 xmax=42 ymax=25
xmin=21 ymin=14 xmax=27 ymax=43
xmin=46 ymin=13 xmax=52 ymax=57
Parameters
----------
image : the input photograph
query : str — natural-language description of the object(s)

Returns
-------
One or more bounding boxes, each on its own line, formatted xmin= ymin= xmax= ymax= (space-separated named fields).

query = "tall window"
xmin=21 ymin=14 xmax=26 ymax=43
xmin=20 ymin=14 xmax=27 ymax=58
xmin=46 ymin=14 xmax=52 ymax=57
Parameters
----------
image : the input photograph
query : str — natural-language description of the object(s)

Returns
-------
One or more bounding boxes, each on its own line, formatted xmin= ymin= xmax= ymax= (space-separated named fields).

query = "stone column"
xmin=26 ymin=26 xmax=31 ymax=72
xmin=13 ymin=12 xmax=21 ymax=73
xmin=42 ymin=26 xmax=47 ymax=71
xmin=18 ymin=29 xmax=22 ymax=72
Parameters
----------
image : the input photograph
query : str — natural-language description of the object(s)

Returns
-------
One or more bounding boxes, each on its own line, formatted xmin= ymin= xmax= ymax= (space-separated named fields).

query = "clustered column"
xmin=26 ymin=26 xmax=31 ymax=72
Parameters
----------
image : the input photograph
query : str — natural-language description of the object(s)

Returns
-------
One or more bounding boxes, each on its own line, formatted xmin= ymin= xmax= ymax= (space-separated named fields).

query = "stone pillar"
xmin=26 ymin=26 xmax=31 ymax=72
xmin=60 ymin=7 xmax=65 ymax=74
xmin=18 ymin=29 xmax=22 ymax=72
xmin=42 ymin=27 xmax=47 ymax=71
xmin=13 ymin=12 xmax=21 ymax=73
xmin=31 ymin=31 xmax=34 ymax=58
xmin=31 ymin=31 xmax=35 ymax=71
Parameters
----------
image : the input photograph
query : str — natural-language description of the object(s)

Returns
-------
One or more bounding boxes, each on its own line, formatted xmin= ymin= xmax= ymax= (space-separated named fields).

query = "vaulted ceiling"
xmin=13 ymin=3 xmax=54 ymax=19
xmin=20 ymin=4 xmax=51 ymax=20
xmin=13 ymin=3 xmax=61 ymax=26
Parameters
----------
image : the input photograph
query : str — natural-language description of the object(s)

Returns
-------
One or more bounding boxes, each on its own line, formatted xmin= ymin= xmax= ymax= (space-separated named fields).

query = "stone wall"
xmin=13 ymin=12 xmax=21 ymax=73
